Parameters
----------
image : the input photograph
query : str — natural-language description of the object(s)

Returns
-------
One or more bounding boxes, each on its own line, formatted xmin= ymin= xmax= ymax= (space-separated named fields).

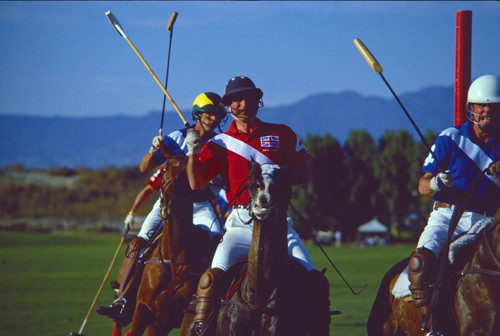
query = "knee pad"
xmin=408 ymin=247 xmax=437 ymax=307
xmin=408 ymin=247 xmax=437 ymax=275
xmin=198 ymin=268 xmax=223 ymax=292
xmin=127 ymin=237 xmax=146 ymax=258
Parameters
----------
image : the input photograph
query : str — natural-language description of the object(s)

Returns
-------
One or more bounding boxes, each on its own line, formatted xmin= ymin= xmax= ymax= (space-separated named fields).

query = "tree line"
xmin=0 ymin=129 xmax=437 ymax=240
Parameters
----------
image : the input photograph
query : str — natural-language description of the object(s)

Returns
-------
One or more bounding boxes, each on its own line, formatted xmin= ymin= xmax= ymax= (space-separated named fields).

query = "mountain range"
xmin=0 ymin=86 xmax=456 ymax=169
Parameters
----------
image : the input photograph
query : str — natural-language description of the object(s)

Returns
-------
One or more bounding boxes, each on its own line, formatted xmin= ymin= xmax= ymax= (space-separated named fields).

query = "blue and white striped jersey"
xmin=422 ymin=121 xmax=500 ymax=215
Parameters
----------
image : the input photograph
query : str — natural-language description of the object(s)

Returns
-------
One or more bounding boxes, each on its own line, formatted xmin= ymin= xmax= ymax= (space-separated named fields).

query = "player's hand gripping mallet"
xmin=70 ymin=228 xmax=130 ymax=336
xmin=353 ymin=38 xmax=446 ymax=172
xmin=105 ymin=11 xmax=190 ymax=128
xmin=159 ymin=11 xmax=178 ymax=136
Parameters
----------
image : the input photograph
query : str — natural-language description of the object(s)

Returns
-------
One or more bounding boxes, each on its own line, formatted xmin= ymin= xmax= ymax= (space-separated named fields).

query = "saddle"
xmin=392 ymin=217 xmax=493 ymax=300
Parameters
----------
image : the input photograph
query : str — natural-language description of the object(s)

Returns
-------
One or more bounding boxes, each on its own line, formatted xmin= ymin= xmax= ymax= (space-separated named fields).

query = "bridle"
xmin=460 ymin=221 xmax=500 ymax=277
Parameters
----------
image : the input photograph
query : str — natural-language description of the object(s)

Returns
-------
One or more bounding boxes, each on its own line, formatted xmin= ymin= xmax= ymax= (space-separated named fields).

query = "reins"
xmin=288 ymin=201 xmax=367 ymax=295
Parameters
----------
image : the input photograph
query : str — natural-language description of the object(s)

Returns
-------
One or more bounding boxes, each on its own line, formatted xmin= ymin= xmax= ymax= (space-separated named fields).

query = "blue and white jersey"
xmin=422 ymin=121 xmax=500 ymax=215
xmin=151 ymin=128 xmax=189 ymax=167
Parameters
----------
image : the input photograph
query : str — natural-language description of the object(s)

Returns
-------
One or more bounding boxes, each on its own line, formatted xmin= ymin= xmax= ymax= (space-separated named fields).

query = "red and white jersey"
xmin=147 ymin=166 xmax=166 ymax=191
xmin=198 ymin=119 xmax=311 ymax=206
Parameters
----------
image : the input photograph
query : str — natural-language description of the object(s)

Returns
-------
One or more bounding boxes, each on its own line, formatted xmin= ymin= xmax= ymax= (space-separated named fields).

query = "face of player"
xmin=228 ymin=91 xmax=260 ymax=123
xmin=471 ymin=102 xmax=500 ymax=134
xmin=197 ymin=111 xmax=221 ymax=133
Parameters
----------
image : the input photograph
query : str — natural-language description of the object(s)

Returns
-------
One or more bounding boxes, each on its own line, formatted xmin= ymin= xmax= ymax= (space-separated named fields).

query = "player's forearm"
xmin=130 ymin=186 xmax=154 ymax=213
xmin=140 ymin=153 xmax=156 ymax=173
xmin=418 ymin=173 xmax=436 ymax=196
xmin=187 ymin=154 xmax=207 ymax=190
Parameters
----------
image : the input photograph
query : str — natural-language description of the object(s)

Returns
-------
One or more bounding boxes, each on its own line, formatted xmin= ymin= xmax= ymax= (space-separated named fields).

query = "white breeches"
xmin=210 ymin=208 xmax=315 ymax=272
xmin=417 ymin=204 xmax=490 ymax=257
xmin=137 ymin=197 xmax=222 ymax=240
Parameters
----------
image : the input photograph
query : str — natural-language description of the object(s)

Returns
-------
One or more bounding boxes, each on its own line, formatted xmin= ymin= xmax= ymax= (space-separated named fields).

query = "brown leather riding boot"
xmin=408 ymin=247 xmax=437 ymax=331
xmin=193 ymin=268 xmax=223 ymax=336
xmin=97 ymin=237 xmax=147 ymax=320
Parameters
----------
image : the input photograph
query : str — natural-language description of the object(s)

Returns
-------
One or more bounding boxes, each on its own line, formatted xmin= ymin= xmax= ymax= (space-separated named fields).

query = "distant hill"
xmin=0 ymin=86 xmax=455 ymax=169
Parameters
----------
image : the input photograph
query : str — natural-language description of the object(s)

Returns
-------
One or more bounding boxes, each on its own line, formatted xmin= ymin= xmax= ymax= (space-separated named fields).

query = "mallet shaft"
xmin=74 ymin=230 xmax=129 ymax=335
xmin=353 ymin=38 xmax=446 ymax=172
xmin=105 ymin=11 xmax=189 ymax=128
xmin=160 ymin=11 xmax=179 ymax=136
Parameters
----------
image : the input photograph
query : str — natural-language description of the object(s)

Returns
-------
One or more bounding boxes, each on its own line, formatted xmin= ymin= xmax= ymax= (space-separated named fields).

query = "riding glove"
xmin=186 ymin=128 xmax=202 ymax=155
xmin=430 ymin=170 xmax=454 ymax=192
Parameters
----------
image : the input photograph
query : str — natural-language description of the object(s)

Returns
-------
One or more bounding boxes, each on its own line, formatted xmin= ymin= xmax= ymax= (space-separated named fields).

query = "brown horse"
xmin=180 ymin=161 xmax=329 ymax=336
xmin=367 ymin=216 xmax=500 ymax=336
xmin=114 ymin=155 xmax=214 ymax=336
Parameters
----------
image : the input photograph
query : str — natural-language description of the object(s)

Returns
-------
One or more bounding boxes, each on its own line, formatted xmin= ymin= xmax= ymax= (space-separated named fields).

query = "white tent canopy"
xmin=357 ymin=218 xmax=388 ymax=233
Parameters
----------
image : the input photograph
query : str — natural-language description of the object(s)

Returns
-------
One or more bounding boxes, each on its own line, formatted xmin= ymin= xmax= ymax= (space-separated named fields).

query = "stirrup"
xmin=97 ymin=298 xmax=127 ymax=319
xmin=425 ymin=331 xmax=443 ymax=336
xmin=193 ymin=321 xmax=204 ymax=336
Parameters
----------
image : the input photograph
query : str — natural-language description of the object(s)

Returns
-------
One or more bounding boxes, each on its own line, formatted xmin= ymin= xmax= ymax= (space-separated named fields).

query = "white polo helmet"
xmin=467 ymin=75 xmax=500 ymax=104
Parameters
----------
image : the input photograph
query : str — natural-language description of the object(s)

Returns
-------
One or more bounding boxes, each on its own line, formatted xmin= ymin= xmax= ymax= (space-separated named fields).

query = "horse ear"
xmin=249 ymin=160 xmax=261 ymax=180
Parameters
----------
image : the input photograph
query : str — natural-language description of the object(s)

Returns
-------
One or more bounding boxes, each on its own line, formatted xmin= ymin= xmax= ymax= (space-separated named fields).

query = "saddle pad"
xmin=391 ymin=217 xmax=493 ymax=299
xmin=392 ymin=267 xmax=411 ymax=299
xmin=448 ymin=217 xmax=491 ymax=265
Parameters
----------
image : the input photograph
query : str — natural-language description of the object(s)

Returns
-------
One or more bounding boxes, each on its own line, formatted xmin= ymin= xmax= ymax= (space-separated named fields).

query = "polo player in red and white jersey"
xmin=186 ymin=76 xmax=330 ymax=335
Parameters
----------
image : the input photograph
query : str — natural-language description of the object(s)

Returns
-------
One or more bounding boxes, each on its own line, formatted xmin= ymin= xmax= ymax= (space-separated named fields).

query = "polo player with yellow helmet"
xmin=97 ymin=92 xmax=227 ymax=322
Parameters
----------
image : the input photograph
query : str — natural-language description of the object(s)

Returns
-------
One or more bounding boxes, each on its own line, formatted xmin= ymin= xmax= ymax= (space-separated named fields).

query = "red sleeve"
xmin=284 ymin=125 xmax=311 ymax=166
xmin=147 ymin=166 xmax=165 ymax=191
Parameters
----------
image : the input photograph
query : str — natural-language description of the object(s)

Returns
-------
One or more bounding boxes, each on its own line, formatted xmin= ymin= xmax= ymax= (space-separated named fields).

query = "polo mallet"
xmin=70 ymin=228 xmax=130 ymax=336
xmin=105 ymin=11 xmax=190 ymax=128
xmin=159 ymin=11 xmax=178 ymax=136
xmin=353 ymin=38 xmax=446 ymax=172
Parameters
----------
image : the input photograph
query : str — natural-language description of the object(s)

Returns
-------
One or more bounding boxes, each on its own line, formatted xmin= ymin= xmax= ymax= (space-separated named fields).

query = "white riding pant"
xmin=211 ymin=208 xmax=315 ymax=272
xmin=137 ymin=197 xmax=222 ymax=240
xmin=417 ymin=203 xmax=490 ymax=257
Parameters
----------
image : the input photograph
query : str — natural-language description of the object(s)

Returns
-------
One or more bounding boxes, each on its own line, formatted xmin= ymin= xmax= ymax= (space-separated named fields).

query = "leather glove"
xmin=488 ymin=161 xmax=500 ymax=178
xmin=186 ymin=128 xmax=202 ymax=155
xmin=149 ymin=135 xmax=165 ymax=154
xmin=124 ymin=212 xmax=135 ymax=230
xmin=430 ymin=170 xmax=454 ymax=192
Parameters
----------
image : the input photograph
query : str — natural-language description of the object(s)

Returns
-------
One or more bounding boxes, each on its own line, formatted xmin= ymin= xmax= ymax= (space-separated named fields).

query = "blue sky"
xmin=1 ymin=1 xmax=499 ymax=120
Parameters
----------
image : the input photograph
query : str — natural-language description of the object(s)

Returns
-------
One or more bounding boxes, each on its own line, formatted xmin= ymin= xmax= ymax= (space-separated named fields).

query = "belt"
xmin=434 ymin=202 xmax=452 ymax=210
xmin=434 ymin=202 xmax=494 ymax=217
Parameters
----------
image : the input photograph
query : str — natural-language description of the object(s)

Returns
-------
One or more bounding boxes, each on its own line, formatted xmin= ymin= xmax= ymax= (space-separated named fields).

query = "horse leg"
xmin=304 ymin=269 xmax=331 ymax=336
xmin=112 ymin=321 xmax=122 ymax=336
xmin=127 ymin=303 xmax=155 ymax=336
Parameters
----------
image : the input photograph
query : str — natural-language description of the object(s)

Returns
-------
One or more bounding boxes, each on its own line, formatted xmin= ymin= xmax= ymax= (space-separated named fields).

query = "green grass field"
xmin=0 ymin=232 xmax=414 ymax=336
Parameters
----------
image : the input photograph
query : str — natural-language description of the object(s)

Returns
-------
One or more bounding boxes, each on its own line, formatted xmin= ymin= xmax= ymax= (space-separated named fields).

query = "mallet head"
xmin=105 ymin=10 xmax=127 ymax=38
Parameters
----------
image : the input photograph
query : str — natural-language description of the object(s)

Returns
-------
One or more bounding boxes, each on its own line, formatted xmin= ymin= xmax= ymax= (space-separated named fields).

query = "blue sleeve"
xmin=151 ymin=129 xmax=187 ymax=166
xmin=422 ymin=130 xmax=453 ymax=175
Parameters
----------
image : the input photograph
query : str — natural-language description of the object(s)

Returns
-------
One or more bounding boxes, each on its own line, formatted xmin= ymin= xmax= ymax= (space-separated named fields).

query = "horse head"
xmin=159 ymin=155 xmax=189 ymax=219
xmin=248 ymin=161 xmax=290 ymax=221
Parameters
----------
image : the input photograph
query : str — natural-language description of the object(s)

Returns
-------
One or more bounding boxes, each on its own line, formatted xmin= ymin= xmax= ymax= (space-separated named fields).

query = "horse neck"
xmin=468 ymin=220 xmax=500 ymax=270
xmin=161 ymin=175 xmax=194 ymax=263
xmin=246 ymin=204 xmax=289 ymax=307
